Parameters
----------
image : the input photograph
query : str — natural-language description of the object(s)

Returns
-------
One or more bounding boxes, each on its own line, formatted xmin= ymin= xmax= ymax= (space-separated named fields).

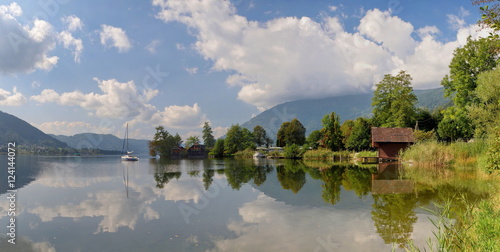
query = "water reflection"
xmin=0 ymin=155 xmax=493 ymax=251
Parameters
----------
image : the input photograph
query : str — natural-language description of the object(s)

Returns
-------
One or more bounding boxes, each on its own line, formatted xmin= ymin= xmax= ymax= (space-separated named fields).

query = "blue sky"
xmin=0 ymin=0 xmax=491 ymax=140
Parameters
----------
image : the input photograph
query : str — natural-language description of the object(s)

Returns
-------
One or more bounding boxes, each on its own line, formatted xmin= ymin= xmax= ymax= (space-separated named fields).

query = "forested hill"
xmin=0 ymin=110 xmax=67 ymax=148
xmin=241 ymin=87 xmax=451 ymax=137
xmin=50 ymin=133 xmax=150 ymax=154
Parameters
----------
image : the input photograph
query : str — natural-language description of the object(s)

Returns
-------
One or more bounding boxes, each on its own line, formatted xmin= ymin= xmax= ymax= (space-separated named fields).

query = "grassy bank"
xmin=400 ymin=139 xmax=488 ymax=168
xmin=303 ymin=149 xmax=354 ymax=160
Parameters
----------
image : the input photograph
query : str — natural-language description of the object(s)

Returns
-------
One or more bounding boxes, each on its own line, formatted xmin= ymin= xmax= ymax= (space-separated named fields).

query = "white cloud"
xmin=0 ymin=4 xmax=58 ymax=74
xmin=175 ymin=43 xmax=186 ymax=50
xmin=31 ymin=78 xmax=208 ymax=130
xmin=35 ymin=121 xmax=115 ymax=136
xmin=149 ymin=103 xmax=207 ymax=129
xmin=213 ymin=126 xmax=228 ymax=139
xmin=58 ymin=30 xmax=83 ymax=62
xmin=57 ymin=15 xmax=84 ymax=62
xmin=185 ymin=67 xmax=198 ymax=74
xmin=153 ymin=1 xmax=493 ymax=109
xmin=145 ymin=39 xmax=161 ymax=53
xmin=0 ymin=86 xmax=26 ymax=106
xmin=459 ymin=6 xmax=470 ymax=18
xmin=329 ymin=5 xmax=338 ymax=12
xmin=0 ymin=2 xmax=22 ymax=16
xmin=417 ymin=26 xmax=440 ymax=38
xmin=99 ymin=24 xmax=132 ymax=52
xmin=62 ymin=15 xmax=83 ymax=32
xmin=447 ymin=14 xmax=466 ymax=30
xmin=358 ymin=9 xmax=416 ymax=56
xmin=31 ymin=78 xmax=158 ymax=119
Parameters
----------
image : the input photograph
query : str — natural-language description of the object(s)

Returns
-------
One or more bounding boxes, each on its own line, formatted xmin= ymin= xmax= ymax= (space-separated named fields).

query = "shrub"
xmin=284 ymin=144 xmax=302 ymax=159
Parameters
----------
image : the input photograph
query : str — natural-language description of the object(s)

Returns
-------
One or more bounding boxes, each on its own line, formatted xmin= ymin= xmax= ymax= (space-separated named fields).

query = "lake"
xmin=0 ymin=155 xmax=489 ymax=251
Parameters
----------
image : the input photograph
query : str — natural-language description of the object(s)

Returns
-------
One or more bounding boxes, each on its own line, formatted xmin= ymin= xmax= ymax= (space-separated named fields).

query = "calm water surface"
xmin=0 ymin=155 xmax=487 ymax=251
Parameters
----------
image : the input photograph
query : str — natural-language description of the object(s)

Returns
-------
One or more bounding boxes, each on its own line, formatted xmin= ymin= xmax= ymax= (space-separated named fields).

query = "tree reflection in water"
xmin=148 ymin=158 xmax=494 ymax=249
xmin=276 ymin=160 xmax=306 ymax=193
xmin=371 ymin=193 xmax=418 ymax=247
xmin=151 ymin=158 xmax=182 ymax=189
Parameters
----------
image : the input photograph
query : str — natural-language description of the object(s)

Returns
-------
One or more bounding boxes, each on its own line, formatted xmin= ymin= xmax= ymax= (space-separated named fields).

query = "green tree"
xmin=276 ymin=119 xmax=306 ymax=147
xmin=148 ymin=126 xmax=179 ymax=158
xmin=473 ymin=0 xmax=500 ymax=31
xmin=442 ymin=37 xmax=499 ymax=108
xmin=346 ymin=117 xmax=372 ymax=151
xmin=439 ymin=37 xmax=499 ymax=140
xmin=468 ymin=68 xmax=500 ymax=137
xmin=209 ymin=138 xmax=225 ymax=158
xmin=437 ymin=107 xmax=474 ymax=141
xmin=320 ymin=112 xmax=343 ymax=151
xmin=224 ymin=124 xmax=255 ymax=155
xmin=185 ymin=135 xmax=200 ymax=149
xmin=372 ymin=70 xmax=417 ymax=127
xmin=240 ymin=128 xmax=255 ymax=150
xmin=306 ymin=130 xmax=322 ymax=149
xmin=340 ymin=119 xmax=355 ymax=147
xmin=253 ymin=125 xmax=270 ymax=147
xmin=202 ymin=122 xmax=216 ymax=148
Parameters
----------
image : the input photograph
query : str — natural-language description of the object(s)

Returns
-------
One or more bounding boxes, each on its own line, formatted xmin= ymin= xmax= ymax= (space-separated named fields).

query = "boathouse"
xmin=371 ymin=127 xmax=414 ymax=160
xmin=187 ymin=144 xmax=207 ymax=158
xmin=171 ymin=146 xmax=186 ymax=158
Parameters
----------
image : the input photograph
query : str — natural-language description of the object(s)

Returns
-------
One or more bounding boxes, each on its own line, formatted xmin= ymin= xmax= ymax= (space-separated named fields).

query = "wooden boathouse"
xmin=371 ymin=127 xmax=415 ymax=161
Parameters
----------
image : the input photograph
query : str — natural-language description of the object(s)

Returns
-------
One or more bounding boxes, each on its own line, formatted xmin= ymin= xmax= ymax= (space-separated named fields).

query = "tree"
xmin=202 ymin=122 xmax=216 ymax=148
xmin=185 ymin=135 xmax=200 ymax=149
xmin=473 ymin=0 xmax=500 ymax=31
xmin=439 ymin=37 xmax=499 ymax=140
xmin=276 ymin=122 xmax=290 ymax=147
xmin=437 ymin=107 xmax=474 ymax=141
xmin=441 ymin=37 xmax=499 ymax=109
xmin=306 ymin=130 xmax=322 ymax=149
xmin=468 ymin=68 xmax=500 ymax=137
xmin=372 ymin=70 xmax=417 ymax=128
xmin=253 ymin=125 xmax=271 ymax=147
xmin=340 ymin=120 xmax=355 ymax=147
xmin=320 ymin=112 xmax=343 ymax=151
xmin=224 ymin=124 xmax=255 ymax=155
xmin=276 ymin=119 xmax=306 ymax=147
xmin=209 ymin=138 xmax=225 ymax=158
xmin=346 ymin=117 xmax=372 ymax=151
xmin=148 ymin=126 xmax=179 ymax=158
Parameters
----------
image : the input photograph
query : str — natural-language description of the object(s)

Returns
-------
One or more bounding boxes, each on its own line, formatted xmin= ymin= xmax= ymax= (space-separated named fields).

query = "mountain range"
xmin=240 ymin=87 xmax=450 ymax=137
xmin=50 ymin=133 xmax=150 ymax=154
xmin=0 ymin=110 xmax=67 ymax=148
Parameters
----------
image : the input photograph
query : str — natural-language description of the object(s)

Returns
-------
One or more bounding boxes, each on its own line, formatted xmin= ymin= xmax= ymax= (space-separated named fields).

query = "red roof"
xmin=371 ymin=127 xmax=415 ymax=143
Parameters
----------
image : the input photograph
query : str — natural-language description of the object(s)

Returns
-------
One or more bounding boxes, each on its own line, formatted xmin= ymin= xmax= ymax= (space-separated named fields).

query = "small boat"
xmin=121 ymin=124 xmax=139 ymax=161
xmin=253 ymin=151 xmax=266 ymax=159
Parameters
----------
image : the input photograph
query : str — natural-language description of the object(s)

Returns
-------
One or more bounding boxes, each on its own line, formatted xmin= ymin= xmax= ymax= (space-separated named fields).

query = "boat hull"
xmin=121 ymin=155 xmax=139 ymax=161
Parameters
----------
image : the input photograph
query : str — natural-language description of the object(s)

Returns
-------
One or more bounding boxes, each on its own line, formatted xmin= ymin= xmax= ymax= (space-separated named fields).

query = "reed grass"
xmin=400 ymin=139 xmax=488 ymax=168
xmin=233 ymin=148 xmax=255 ymax=158
xmin=303 ymin=148 xmax=335 ymax=160
xmin=405 ymin=198 xmax=499 ymax=252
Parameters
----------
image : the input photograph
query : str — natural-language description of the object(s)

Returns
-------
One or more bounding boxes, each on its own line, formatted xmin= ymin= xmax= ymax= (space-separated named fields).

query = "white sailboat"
xmin=121 ymin=123 xmax=139 ymax=161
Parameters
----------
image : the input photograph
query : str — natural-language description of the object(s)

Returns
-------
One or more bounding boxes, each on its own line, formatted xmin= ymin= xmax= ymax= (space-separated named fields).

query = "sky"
xmin=0 ymin=0 xmax=493 ymax=141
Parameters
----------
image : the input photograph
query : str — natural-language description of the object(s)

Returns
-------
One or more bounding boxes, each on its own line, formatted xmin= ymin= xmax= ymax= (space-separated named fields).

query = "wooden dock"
xmin=360 ymin=156 xmax=398 ymax=164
